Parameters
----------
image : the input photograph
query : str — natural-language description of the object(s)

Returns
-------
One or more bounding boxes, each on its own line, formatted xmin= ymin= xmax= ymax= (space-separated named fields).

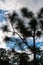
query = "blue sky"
xmin=0 ymin=9 xmax=8 ymax=22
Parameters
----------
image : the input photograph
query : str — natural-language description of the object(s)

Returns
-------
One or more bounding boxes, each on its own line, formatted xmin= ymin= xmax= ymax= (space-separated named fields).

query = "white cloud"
xmin=0 ymin=21 xmax=13 ymax=49
xmin=0 ymin=0 xmax=18 ymax=10
xmin=16 ymin=49 xmax=34 ymax=61
xmin=0 ymin=30 xmax=6 ymax=49
xmin=40 ymin=46 xmax=43 ymax=50
xmin=36 ymin=37 xmax=43 ymax=43
xmin=0 ymin=30 xmax=4 ymax=41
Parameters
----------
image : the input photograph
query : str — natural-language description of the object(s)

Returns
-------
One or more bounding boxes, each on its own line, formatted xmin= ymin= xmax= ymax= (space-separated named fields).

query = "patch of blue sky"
xmin=36 ymin=42 xmax=43 ymax=48
xmin=27 ymin=38 xmax=43 ymax=48
xmin=27 ymin=40 xmax=33 ymax=46
xmin=6 ymin=41 xmax=23 ymax=50
xmin=0 ymin=9 xmax=8 ymax=14
xmin=0 ymin=10 xmax=8 ymax=22
xmin=5 ymin=37 xmax=43 ymax=50
xmin=6 ymin=41 xmax=15 ymax=49
xmin=14 ymin=43 xmax=27 ymax=50
xmin=0 ymin=15 xmax=7 ymax=22
xmin=6 ymin=37 xmax=28 ymax=50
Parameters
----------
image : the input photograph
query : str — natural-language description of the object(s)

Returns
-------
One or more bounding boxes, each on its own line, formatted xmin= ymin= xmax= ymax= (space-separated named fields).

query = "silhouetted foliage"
xmin=19 ymin=53 xmax=29 ymax=65
xmin=4 ymin=36 xmax=11 ymax=42
xmin=0 ymin=48 xmax=10 ymax=65
xmin=38 ymin=7 xmax=43 ymax=19
xmin=17 ymin=19 xmax=32 ymax=38
xmin=1 ymin=7 xmax=43 ymax=65
xmin=2 ymin=25 xmax=9 ymax=32
xmin=29 ymin=18 xmax=38 ymax=31
xmin=36 ymin=31 xmax=41 ymax=37
xmin=0 ymin=59 xmax=10 ymax=65
xmin=38 ymin=7 xmax=43 ymax=30
xmin=21 ymin=7 xmax=34 ymax=18
xmin=9 ymin=11 xmax=18 ymax=24
xmin=39 ymin=20 xmax=43 ymax=30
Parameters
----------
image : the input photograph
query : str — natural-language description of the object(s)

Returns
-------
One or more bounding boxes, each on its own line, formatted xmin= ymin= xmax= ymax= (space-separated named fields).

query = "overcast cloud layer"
xmin=0 ymin=0 xmax=43 ymax=12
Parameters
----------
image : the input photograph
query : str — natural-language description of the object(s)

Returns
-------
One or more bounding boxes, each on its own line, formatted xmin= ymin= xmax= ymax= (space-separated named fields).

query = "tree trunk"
xmin=33 ymin=30 xmax=36 ymax=65
xmin=33 ymin=36 xmax=36 ymax=61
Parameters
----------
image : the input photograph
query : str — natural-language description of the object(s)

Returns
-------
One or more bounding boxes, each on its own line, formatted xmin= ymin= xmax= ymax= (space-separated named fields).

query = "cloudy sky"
xmin=0 ymin=0 xmax=43 ymax=50
xmin=0 ymin=0 xmax=43 ymax=61
xmin=0 ymin=0 xmax=43 ymax=12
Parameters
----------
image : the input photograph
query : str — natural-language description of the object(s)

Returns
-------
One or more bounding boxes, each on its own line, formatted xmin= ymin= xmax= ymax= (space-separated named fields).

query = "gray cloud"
xmin=0 ymin=0 xmax=43 ymax=12
xmin=15 ymin=0 xmax=43 ymax=12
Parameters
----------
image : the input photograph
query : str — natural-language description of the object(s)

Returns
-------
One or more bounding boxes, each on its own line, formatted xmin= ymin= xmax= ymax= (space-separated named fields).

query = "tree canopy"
xmin=1 ymin=7 xmax=43 ymax=65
